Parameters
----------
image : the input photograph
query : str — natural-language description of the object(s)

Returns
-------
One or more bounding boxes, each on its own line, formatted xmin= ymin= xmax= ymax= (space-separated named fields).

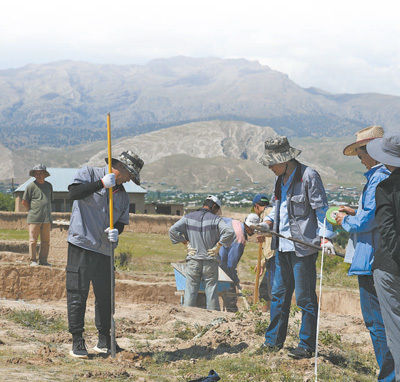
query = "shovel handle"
xmin=253 ymin=241 xmax=263 ymax=304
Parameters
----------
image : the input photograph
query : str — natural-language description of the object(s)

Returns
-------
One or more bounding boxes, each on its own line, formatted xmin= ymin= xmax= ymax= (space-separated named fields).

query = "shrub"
xmin=115 ymin=251 xmax=132 ymax=271
xmin=6 ymin=309 xmax=66 ymax=333
xmin=254 ymin=319 xmax=269 ymax=336
xmin=0 ymin=193 xmax=14 ymax=211
xmin=320 ymin=330 xmax=342 ymax=346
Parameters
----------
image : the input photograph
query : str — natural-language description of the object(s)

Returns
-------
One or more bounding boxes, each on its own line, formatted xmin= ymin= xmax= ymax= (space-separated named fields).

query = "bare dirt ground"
xmin=0 ymin=297 xmax=374 ymax=381
xmin=0 ymin=238 xmax=377 ymax=381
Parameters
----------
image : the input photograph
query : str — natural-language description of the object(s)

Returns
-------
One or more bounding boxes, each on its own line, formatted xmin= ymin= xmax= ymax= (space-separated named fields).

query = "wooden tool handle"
xmin=253 ymin=241 xmax=263 ymax=304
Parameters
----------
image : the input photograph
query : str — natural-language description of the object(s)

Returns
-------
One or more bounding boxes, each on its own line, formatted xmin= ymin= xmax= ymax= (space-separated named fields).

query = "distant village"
xmin=143 ymin=181 xmax=361 ymax=209
xmin=0 ymin=176 xmax=361 ymax=215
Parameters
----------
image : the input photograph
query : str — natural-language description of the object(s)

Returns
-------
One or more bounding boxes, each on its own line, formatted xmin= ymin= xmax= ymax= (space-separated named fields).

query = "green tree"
xmin=0 ymin=193 xmax=15 ymax=211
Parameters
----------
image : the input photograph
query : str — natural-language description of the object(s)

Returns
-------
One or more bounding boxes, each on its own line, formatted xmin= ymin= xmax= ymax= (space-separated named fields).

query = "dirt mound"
xmin=0 ymin=241 xmax=30 ymax=253
xmin=0 ymin=265 xmax=66 ymax=300
xmin=0 ymin=264 xmax=179 ymax=305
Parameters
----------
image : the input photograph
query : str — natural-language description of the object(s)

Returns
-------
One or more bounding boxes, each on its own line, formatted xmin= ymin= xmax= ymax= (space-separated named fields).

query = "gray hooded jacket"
xmin=169 ymin=209 xmax=235 ymax=260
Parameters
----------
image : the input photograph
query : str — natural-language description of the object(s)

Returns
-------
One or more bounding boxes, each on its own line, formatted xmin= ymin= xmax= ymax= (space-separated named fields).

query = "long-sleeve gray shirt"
xmin=169 ymin=208 xmax=235 ymax=260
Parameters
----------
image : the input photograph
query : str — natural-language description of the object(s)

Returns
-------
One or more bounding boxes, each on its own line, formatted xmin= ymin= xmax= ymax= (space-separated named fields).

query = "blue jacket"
xmin=342 ymin=164 xmax=391 ymax=275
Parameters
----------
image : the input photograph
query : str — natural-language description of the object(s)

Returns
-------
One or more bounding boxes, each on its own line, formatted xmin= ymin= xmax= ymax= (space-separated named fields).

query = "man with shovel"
xmin=66 ymin=150 xmax=143 ymax=358
xmin=258 ymin=136 xmax=335 ymax=359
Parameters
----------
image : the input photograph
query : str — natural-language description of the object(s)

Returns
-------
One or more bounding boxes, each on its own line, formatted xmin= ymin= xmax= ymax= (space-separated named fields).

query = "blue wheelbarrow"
xmin=171 ymin=262 xmax=234 ymax=306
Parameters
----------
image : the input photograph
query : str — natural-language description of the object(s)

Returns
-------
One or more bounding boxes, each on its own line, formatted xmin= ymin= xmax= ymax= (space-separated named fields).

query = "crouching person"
xmin=218 ymin=206 xmax=269 ymax=312
xmin=169 ymin=196 xmax=235 ymax=311
xmin=66 ymin=150 xmax=144 ymax=358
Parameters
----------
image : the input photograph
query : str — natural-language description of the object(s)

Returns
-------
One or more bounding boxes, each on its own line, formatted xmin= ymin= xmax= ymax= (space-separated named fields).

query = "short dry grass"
xmin=0 ymin=229 xmax=29 ymax=241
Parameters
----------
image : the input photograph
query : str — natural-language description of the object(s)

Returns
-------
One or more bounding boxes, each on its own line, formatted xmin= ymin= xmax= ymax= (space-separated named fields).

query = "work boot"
xmin=69 ymin=334 xmax=88 ymax=359
xmin=93 ymin=334 xmax=123 ymax=354
xmin=288 ymin=346 xmax=313 ymax=359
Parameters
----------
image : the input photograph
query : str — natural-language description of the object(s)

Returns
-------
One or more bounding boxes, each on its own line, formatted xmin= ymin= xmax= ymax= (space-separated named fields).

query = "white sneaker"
xmin=30 ymin=261 xmax=38 ymax=267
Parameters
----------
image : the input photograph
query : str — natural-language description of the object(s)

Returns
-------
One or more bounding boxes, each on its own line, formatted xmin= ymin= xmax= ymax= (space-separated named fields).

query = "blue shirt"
xmin=342 ymin=164 xmax=390 ymax=275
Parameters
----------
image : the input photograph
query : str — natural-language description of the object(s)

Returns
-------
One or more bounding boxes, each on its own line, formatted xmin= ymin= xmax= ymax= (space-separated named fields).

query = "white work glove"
xmin=101 ymin=173 xmax=116 ymax=188
xmin=321 ymin=239 xmax=335 ymax=255
xmin=186 ymin=243 xmax=197 ymax=257
xmin=105 ymin=227 xmax=118 ymax=243
xmin=207 ymin=243 xmax=222 ymax=257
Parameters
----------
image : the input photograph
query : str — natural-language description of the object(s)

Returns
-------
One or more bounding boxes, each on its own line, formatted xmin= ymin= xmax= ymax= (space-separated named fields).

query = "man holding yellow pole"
xmin=66 ymin=148 xmax=143 ymax=358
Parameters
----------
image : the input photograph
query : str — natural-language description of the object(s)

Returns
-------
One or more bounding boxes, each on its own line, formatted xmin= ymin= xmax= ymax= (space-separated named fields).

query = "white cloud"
xmin=1 ymin=0 xmax=400 ymax=94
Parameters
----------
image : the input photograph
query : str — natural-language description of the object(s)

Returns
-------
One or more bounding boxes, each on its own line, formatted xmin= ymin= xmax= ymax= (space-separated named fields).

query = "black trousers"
xmin=66 ymin=243 xmax=112 ymax=336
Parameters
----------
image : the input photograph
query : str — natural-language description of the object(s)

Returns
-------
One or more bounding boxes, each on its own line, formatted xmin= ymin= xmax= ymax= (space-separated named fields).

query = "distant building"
xmin=144 ymin=202 xmax=184 ymax=216
xmin=13 ymin=168 xmax=147 ymax=213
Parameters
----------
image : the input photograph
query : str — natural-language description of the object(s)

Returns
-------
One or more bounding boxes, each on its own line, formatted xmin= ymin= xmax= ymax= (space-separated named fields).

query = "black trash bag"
xmin=189 ymin=369 xmax=220 ymax=382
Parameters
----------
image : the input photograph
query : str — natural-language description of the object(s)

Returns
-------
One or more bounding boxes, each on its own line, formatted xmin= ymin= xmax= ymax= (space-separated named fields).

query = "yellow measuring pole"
xmin=107 ymin=112 xmax=116 ymax=358
xmin=107 ymin=113 xmax=114 ymax=230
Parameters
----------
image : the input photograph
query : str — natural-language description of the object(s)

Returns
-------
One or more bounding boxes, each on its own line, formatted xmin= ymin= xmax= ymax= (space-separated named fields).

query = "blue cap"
xmin=252 ymin=194 xmax=269 ymax=206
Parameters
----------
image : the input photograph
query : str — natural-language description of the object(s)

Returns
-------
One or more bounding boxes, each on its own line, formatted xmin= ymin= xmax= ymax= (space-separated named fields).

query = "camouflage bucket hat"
xmin=29 ymin=164 xmax=50 ymax=177
xmin=105 ymin=150 xmax=144 ymax=185
xmin=259 ymin=136 xmax=301 ymax=166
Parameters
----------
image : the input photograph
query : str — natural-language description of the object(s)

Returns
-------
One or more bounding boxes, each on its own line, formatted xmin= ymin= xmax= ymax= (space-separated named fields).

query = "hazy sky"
xmin=2 ymin=0 xmax=400 ymax=95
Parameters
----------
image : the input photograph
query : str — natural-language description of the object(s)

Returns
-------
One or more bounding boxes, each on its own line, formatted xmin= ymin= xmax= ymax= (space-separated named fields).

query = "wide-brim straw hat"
xmin=259 ymin=136 xmax=301 ymax=166
xmin=29 ymin=164 xmax=50 ymax=178
xmin=105 ymin=150 xmax=144 ymax=185
xmin=343 ymin=125 xmax=384 ymax=156
xmin=367 ymin=135 xmax=400 ymax=167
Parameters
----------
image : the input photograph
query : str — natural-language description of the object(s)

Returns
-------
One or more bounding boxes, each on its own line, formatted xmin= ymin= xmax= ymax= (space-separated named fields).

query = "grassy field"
xmin=0 ymin=228 xmax=358 ymax=289
xmin=0 ymin=229 xmax=29 ymax=241
xmin=114 ymin=231 xmax=358 ymax=289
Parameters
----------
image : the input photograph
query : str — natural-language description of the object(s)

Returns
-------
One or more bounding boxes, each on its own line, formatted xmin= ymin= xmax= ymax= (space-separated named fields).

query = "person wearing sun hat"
xmin=65 ymin=150 xmax=144 ymax=358
xmin=334 ymin=126 xmax=395 ymax=381
xmin=258 ymin=136 xmax=336 ymax=359
xmin=367 ymin=134 xmax=400 ymax=380
xmin=22 ymin=164 xmax=53 ymax=267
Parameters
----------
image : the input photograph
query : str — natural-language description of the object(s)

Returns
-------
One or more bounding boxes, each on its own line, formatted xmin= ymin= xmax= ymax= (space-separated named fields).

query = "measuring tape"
xmin=326 ymin=206 xmax=341 ymax=226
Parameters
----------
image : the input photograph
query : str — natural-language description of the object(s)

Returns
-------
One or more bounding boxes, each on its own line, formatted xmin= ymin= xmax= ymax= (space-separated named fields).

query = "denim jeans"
xmin=264 ymin=251 xmax=318 ymax=351
xmin=184 ymin=258 xmax=220 ymax=311
xmin=359 ymin=275 xmax=395 ymax=382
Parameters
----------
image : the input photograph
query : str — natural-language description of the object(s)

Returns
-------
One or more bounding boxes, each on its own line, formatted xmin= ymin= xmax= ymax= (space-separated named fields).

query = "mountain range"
xmin=1 ymin=57 xmax=399 ymax=149
xmin=4 ymin=120 xmax=367 ymax=192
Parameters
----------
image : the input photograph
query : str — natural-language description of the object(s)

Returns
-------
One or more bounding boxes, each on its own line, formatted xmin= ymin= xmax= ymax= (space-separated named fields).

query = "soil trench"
xmin=0 ymin=264 xmax=179 ymax=305
xmin=0 ymin=264 xmax=361 ymax=317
